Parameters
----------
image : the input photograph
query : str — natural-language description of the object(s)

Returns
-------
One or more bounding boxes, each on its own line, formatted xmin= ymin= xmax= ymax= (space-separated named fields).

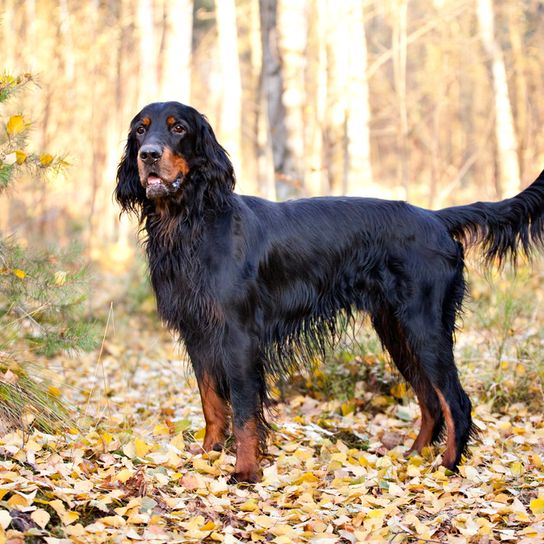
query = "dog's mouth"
xmin=144 ymin=172 xmax=184 ymax=199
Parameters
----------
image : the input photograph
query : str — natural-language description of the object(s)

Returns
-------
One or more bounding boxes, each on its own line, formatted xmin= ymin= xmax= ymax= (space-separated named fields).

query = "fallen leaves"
xmin=0 ymin=318 xmax=543 ymax=543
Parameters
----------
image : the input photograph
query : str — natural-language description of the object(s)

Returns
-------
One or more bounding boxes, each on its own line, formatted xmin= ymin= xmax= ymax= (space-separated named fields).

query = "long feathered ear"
xmin=195 ymin=115 xmax=235 ymax=192
xmin=115 ymin=131 xmax=147 ymax=215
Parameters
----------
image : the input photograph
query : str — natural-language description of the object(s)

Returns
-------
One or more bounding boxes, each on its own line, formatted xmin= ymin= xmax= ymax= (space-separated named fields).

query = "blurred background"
xmin=1 ymin=0 xmax=543 ymax=260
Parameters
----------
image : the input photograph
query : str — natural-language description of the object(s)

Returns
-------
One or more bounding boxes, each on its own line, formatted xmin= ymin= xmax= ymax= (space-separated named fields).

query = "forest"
xmin=0 ymin=0 xmax=543 ymax=542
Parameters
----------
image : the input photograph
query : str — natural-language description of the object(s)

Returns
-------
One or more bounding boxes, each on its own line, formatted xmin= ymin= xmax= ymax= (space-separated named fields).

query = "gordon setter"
xmin=116 ymin=101 xmax=544 ymax=483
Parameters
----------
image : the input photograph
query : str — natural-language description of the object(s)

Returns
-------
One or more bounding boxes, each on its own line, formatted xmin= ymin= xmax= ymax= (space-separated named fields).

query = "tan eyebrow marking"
xmin=142 ymin=116 xmax=151 ymax=127
xmin=167 ymin=116 xmax=177 ymax=127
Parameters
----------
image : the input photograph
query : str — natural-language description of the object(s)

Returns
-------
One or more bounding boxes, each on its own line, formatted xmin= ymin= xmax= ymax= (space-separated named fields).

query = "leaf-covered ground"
xmin=1 ymin=270 xmax=544 ymax=543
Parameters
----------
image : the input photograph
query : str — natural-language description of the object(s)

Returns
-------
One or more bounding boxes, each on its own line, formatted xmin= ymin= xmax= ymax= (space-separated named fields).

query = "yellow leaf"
xmin=194 ymin=427 xmax=206 ymax=440
xmin=12 ymin=269 xmax=26 ymax=279
xmin=49 ymin=499 xmax=66 ymax=516
xmin=6 ymin=115 xmax=26 ymax=136
xmin=531 ymin=454 xmax=543 ymax=468
xmin=15 ymin=150 xmax=27 ymax=164
xmin=100 ymin=515 xmax=125 ymax=528
xmin=62 ymin=511 xmax=80 ymax=525
xmin=200 ymin=521 xmax=216 ymax=531
xmin=295 ymin=472 xmax=319 ymax=484
xmin=0 ymin=510 xmax=11 ymax=530
xmin=134 ymin=437 xmax=151 ymax=458
xmin=153 ymin=423 xmax=170 ymax=436
xmin=239 ymin=500 xmax=258 ymax=512
xmin=39 ymin=153 xmax=54 ymax=167
xmin=510 ymin=461 xmax=524 ymax=477
xmin=170 ymin=433 xmax=185 ymax=451
xmin=116 ymin=468 xmax=134 ymax=483
xmin=54 ymin=271 xmax=67 ymax=286
xmin=192 ymin=457 xmax=219 ymax=475
xmin=530 ymin=497 xmax=544 ymax=515
xmin=100 ymin=431 xmax=113 ymax=445
xmin=254 ymin=515 xmax=275 ymax=529
xmin=7 ymin=493 xmax=29 ymax=508
xmin=390 ymin=382 xmax=407 ymax=398
xmin=341 ymin=401 xmax=355 ymax=416
xmin=31 ymin=509 xmax=50 ymax=529
xmin=48 ymin=386 xmax=61 ymax=397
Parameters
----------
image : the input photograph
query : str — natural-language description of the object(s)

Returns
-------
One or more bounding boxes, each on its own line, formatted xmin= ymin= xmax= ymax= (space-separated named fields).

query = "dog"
xmin=115 ymin=101 xmax=544 ymax=483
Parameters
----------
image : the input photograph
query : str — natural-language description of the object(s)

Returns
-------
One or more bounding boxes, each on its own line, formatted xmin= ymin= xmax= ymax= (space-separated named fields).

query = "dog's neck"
xmin=143 ymin=170 xmax=235 ymax=249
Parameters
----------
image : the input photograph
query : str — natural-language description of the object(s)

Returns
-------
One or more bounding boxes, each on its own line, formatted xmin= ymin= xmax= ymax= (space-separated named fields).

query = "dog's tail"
xmin=435 ymin=169 xmax=544 ymax=265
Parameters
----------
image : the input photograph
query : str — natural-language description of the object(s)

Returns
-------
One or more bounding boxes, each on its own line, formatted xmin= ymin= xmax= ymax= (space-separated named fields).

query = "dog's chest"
xmin=146 ymin=242 xmax=216 ymax=331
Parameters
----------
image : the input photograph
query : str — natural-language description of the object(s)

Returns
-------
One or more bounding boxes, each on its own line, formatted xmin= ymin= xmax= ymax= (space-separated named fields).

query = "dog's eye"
xmin=172 ymin=124 xmax=186 ymax=135
xmin=136 ymin=125 xmax=146 ymax=135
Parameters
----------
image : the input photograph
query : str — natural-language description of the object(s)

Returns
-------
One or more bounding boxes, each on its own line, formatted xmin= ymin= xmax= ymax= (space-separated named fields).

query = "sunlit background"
xmin=1 ymin=0 xmax=542 ymax=257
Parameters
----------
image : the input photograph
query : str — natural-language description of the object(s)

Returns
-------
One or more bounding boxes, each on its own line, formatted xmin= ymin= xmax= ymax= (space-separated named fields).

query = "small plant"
xmin=0 ymin=357 xmax=73 ymax=434
xmin=464 ymin=264 xmax=544 ymax=409
xmin=0 ymin=72 xmax=97 ymax=433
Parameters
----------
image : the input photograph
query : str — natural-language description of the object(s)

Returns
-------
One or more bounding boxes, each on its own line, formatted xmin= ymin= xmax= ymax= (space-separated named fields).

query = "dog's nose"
xmin=139 ymin=144 xmax=162 ymax=165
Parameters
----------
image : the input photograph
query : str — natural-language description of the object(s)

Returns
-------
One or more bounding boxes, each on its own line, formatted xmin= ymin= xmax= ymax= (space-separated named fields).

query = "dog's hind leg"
xmin=372 ymin=308 xmax=444 ymax=453
xmin=399 ymin=281 xmax=472 ymax=470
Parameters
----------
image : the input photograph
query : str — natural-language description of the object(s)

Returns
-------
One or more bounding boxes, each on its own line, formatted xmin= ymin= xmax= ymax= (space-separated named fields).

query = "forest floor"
xmin=1 ymin=265 xmax=544 ymax=543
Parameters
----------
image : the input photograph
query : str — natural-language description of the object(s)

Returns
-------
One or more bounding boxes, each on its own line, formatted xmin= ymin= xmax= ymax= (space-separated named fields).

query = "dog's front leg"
xmin=224 ymin=334 xmax=264 ymax=484
xmin=196 ymin=372 xmax=230 ymax=452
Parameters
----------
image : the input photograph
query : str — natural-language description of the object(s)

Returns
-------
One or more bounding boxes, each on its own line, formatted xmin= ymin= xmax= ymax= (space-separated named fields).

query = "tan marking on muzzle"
xmin=162 ymin=147 xmax=190 ymax=176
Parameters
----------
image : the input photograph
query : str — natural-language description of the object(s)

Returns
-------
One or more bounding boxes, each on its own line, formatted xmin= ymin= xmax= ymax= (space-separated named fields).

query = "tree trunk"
xmin=137 ymin=0 xmax=158 ymax=105
xmin=303 ymin=0 xmax=326 ymax=196
xmin=259 ymin=0 xmax=296 ymax=198
xmin=477 ymin=0 xmax=520 ymax=197
xmin=277 ymin=0 xmax=306 ymax=192
xmin=59 ymin=0 xmax=75 ymax=83
xmin=158 ymin=0 xmax=193 ymax=103
xmin=344 ymin=1 xmax=373 ymax=195
xmin=507 ymin=3 xmax=528 ymax=181
xmin=215 ymin=0 xmax=243 ymax=184
xmin=250 ymin=0 xmax=275 ymax=199
xmin=323 ymin=0 xmax=373 ymax=196
xmin=323 ymin=0 xmax=347 ymax=195
xmin=393 ymin=0 xmax=409 ymax=198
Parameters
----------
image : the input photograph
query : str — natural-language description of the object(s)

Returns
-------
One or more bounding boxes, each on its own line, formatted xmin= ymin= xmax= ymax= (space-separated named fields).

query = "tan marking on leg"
xmin=198 ymin=374 xmax=229 ymax=452
xmin=231 ymin=419 xmax=262 ymax=483
xmin=407 ymin=395 xmax=435 ymax=454
xmin=433 ymin=386 xmax=457 ymax=468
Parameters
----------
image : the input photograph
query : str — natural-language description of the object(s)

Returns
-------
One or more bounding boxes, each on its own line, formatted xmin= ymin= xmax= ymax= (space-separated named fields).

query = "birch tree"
xmin=277 ymin=0 xmax=306 ymax=191
xmin=259 ymin=0 xmax=298 ymax=197
xmin=323 ymin=0 xmax=373 ymax=195
xmin=158 ymin=0 xmax=194 ymax=103
xmin=215 ymin=0 xmax=243 ymax=183
xmin=344 ymin=0 xmax=373 ymax=195
xmin=477 ymin=0 xmax=520 ymax=197
xmin=137 ymin=0 xmax=158 ymax=105
xmin=303 ymin=0 xmax=326 ymax=196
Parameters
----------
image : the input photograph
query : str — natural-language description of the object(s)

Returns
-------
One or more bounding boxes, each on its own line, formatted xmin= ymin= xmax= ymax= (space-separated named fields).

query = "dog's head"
xmin=116 ymin=102 xmax=234 ymax=215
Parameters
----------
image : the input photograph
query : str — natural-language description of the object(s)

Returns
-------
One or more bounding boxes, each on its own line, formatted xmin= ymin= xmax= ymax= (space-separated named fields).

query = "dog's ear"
xmin=195 ymin=115 xmax=235 ymax=192
xmin=115 ymin=129 xmax=147 ymax=215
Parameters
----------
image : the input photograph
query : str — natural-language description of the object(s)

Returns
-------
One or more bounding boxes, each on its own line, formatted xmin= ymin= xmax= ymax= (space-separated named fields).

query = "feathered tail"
xmin=435 ymin=170 xmax=544 ymax=265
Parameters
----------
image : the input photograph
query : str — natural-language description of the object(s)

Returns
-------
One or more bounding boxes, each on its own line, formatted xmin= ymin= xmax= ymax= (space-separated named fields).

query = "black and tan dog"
xmin=116 ymin=101 xmax=544 ymax=483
